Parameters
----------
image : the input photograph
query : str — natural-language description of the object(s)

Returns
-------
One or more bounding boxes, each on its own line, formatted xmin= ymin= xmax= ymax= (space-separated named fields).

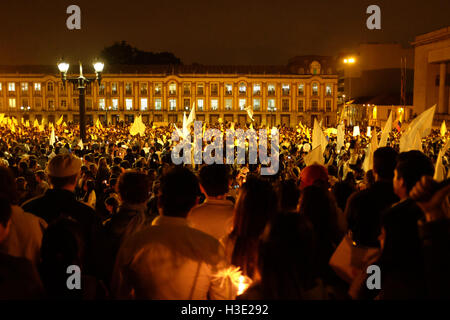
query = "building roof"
xmin=0 ymin=63 xmax=337 ymax=76
xmin=352 ymin=93 xmax=413 ymax=106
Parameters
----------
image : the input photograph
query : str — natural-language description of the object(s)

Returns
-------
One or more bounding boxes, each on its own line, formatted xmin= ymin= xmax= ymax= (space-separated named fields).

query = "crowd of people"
xmin=0 ymin=118 xmax=448 ymax=300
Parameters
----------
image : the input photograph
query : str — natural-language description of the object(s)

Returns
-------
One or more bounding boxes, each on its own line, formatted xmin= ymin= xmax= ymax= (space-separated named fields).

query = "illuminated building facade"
xmin=0 ymin=57 xmax=338 ymax=128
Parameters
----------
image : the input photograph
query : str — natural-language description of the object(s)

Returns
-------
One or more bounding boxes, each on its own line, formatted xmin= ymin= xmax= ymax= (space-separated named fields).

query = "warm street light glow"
xmin=343 ymin=57 xmax=356 ymax=64
xmin=57 ymin=62 xmax=70 ymax=73
xmin=93 ymin=61 xmax=104 ymax=73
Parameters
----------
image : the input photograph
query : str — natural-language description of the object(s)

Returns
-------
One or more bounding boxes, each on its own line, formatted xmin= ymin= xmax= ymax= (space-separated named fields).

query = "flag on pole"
xmin=441 ymin=121 xmax=447 ymax=137
xmin=244 ymin=105 xmax=254 ymax=122
xmin=337 ymin=124 xmax=345 ymax=152
xmin=186 ymin=103 xmax=196 ymax=127
xmin=352 ymin=126 xmax=360 ymax=137
xmin=304 ymin=146 xmax=324 ymax=166
xmin=33 ymin=119 xmax=39 ymax=128
xmin=379 ymin=111 xmax=393 ymax=147
xmin=400 ymin=105 xmax=436 ymax=152
xmin=78 ymin=139 xmax=84 ymax=150
xmin=49 ymin=127 xmax=56 ymax=146
xmin=434 ymin=139 xmax=450 ymax=182
xmin=56 ymin=115 xmax=63 ymax=126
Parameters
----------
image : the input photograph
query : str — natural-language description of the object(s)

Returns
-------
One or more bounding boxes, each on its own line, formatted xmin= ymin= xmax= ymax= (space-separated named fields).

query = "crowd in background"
xmin=0 ymin=119 xmax=449 ymax=299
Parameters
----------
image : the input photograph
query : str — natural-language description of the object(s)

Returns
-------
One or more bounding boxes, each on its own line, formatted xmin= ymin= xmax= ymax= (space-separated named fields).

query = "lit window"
xmin=197 ymin=84 xmax=204 ymax=95
xmin=253 ymin=98 xmax=261 ymax=111
xmin=211 ymin=99 xmax=218 ymax=111
xmin=61 ymin=100 xmax=67 ymax=108
xmin=298 ymin=84 xmax=304 ymax=95
xmin=140 ymin=83 xmax=148 ymax=95
xmin=125 ymin=98 xmax=133 ymax=110
xmin=125 ymin=83 xmax=132 ymax=95
xmin=99 ymin=83 xmax=105 ymax=95
xmin=9 ymin=98 xmax=16 ymax=108
xmin=112 ymin=83 xmax=118 ymax=95
xmin=183 ymin=83 xmax=191 ymax=95
xmin=140 ymin=98 xmax=148 ymax=111
xmin=155 ymin=99 xmax=162 ymax=110
xmin=239 ymin=99 xmax=246 ymax=110
xmin=268 ymin=99 xmax=276 ymax=111
xmin=211 ymin=83 xmax=218 ymax=96
xmin=169 ymin=99 xmax=176 ymax=111
xmin=282 ymin=99 xmax=289 ymax=112
xmin=183 ymin=99 xmax=190 ymax=110
xmin=21 ymin=83 xmax=28 ymax=92
xmin=225 ymin=84 xmax=233 ymax=95
xmin=169 ymin=83 xmax=177 ymax=95
xmin=326 ymin=84 xmax=332 ymax=96
xmin=47 ymin=82 xmax=54 ymax=92
xmin=0 ymin=83 xmax=2 ymax=91
xmin=34 ymin=83 xmax=41 ymax=92
xmin=311 ymin=100 xmax=319 ymax=111
xmin=373 ymin=106 xmax=377 ymax=119
xmin=239 ymin=83 xmax=246 ymax=94
xmin=197 ymin=99 xmax=204 ymax=111
xmin=282 ymin=84 xmax=290 ymax=95
xmin=312 ymin=83 xmax=319 ymax=96
xmin=99 ymin=98 xmax=106 ymax=110
xmin=298 ymin=100 xmax=304 ymax=112
xmin=112 ymin=99 xmax=119 ymax=110
xmin=253 ymin=84 xmax=261 ymax=95
xmin=48 ymin=100 xmax=55 ymax=109
xmin=268 ymin=84 xmax=275 ymax=96
xmin=225 ymin=98 xmax=232 ymax=111
xmin=154 ymin=83 xmax=162 ymax=96
xmin=8 ymin=83 xmax=15 ymax=91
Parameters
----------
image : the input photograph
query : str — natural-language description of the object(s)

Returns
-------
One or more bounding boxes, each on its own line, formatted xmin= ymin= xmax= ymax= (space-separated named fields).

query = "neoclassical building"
xmin=0 ymin=56 xmax=338 ymax=128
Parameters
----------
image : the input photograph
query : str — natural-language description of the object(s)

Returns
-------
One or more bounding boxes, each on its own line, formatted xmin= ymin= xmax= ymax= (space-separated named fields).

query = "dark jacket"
xmin=22 ymin=189 xmax=99 ymax=274
xmin=419 ymin=218 xmax=450 ymax=299
xmin=378 ymin=199 xmax=427 ymax=299
xmin=346 ymin=181 xmax=399 ymax=247
xmin=0 ymin=252 xmax=44 ymax=299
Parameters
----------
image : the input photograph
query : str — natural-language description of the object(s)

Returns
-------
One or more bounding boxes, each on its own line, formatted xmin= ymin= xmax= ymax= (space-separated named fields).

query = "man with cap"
xmin=22 ymin=154 xmax=97 ymax=248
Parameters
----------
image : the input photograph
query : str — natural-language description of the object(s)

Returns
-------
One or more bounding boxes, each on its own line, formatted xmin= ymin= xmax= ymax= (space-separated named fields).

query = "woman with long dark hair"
xmin=221 ymin=176 xmax=277 ymax=281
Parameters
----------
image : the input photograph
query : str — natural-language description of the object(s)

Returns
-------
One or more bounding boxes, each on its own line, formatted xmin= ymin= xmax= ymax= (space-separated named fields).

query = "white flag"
xmin=400 ymin=105 xmax=436 ymax=152
xmin=244 ymin=105 xmax=254 ymax=122
xmin=304 ymin=145 xmax=324 ymax=166
xmin=379 ymin=111 xmax=393 ymax=147
xmin=186 ymin=103 xmax=196 ymax=127
xmin=337 ymin=124 xmax=345 ymax=152
xmin=441 ymin=120 xmax=447 ymax=137
xmin=49 ymin=128 xmax=56 ymax=146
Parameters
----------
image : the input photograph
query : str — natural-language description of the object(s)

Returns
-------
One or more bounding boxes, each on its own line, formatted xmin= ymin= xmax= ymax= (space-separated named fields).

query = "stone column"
xmin=438 ymin=62 xmax=447 ymax=114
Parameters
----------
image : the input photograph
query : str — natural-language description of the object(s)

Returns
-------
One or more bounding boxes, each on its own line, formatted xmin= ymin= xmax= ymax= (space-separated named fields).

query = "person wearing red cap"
xmin=299 ymin=164 xmax=329 ymax=191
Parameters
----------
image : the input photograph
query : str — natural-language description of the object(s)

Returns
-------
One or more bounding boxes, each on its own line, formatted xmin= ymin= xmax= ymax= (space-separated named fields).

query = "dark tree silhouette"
xmin=100 ymin=41 xmax=182 ymax=65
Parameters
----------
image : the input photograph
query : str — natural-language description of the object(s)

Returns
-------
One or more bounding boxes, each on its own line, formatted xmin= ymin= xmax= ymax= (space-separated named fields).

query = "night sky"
xmin=1 ymin=0 xmax=449 ymax=66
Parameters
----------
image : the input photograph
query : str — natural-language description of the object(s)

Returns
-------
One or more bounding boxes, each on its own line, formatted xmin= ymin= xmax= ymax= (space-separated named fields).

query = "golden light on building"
xmin=373 ymin=106 xmax=377 ymax=119
xmin=343 ymin=57 xmax=356 ymax=64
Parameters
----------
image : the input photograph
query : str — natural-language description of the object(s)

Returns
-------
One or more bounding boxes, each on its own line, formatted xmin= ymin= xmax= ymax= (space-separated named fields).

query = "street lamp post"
xmin=58 ymin=61 xmax=104 ymax=142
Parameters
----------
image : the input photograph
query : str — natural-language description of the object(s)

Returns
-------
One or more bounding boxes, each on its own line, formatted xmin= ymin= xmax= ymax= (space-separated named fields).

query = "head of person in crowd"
xmin=249 ymin=212 xmax=318 ymax=300
xmin=0 ymin=195 xmax=12 ymax=244
xmin=158 ymin=166 xmax=200 ymax=218
xmin=0 ymin=166 xmax=20 ymax=205
xmin=373 ymin=147 xmax=398 ymax=182
xmin=276 ymin=179 xmax=300 ymax=213
xmin=230 ymin=176 xmax=277 ymax=279
xmin=299 ymin=164 xmax=329 ymax=191
xmin=198 ymin=164 xmax=231 ymax=199
xmin=35 ymin=170 xmax=47 ymax=184
xmin=104 ymin=196 xmax=119 ymax=216
xmin=298 ymin=185 xmax=343 ymax=275
xmin=118 ymin=170 xmax=151 ymax=206
xmin=46 ymin=154 xmax=82 ymax=192
xmin=393 ymin=150 xmax=434 ymax=200
xmin=331 ymin=181 xmax=355 ymax=212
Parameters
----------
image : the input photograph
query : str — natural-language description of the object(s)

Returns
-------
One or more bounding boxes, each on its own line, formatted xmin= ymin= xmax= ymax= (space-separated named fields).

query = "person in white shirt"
xmin=188 ymin=164 xmax=234 ymax=240
xmin=112 ymin=166 xmax=237 ymax=300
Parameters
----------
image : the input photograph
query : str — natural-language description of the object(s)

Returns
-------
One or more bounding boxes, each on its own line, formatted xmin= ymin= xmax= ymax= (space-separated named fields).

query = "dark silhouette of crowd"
xmin=0 ymin=122 xmax=449 ymax=300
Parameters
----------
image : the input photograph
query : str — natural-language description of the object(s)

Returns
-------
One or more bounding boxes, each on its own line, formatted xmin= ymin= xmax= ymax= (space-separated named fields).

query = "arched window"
xmin=312 ymin=83 xmax=319 ymax=96
xmin=310 ymin=61 xmax=321 ymax=75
